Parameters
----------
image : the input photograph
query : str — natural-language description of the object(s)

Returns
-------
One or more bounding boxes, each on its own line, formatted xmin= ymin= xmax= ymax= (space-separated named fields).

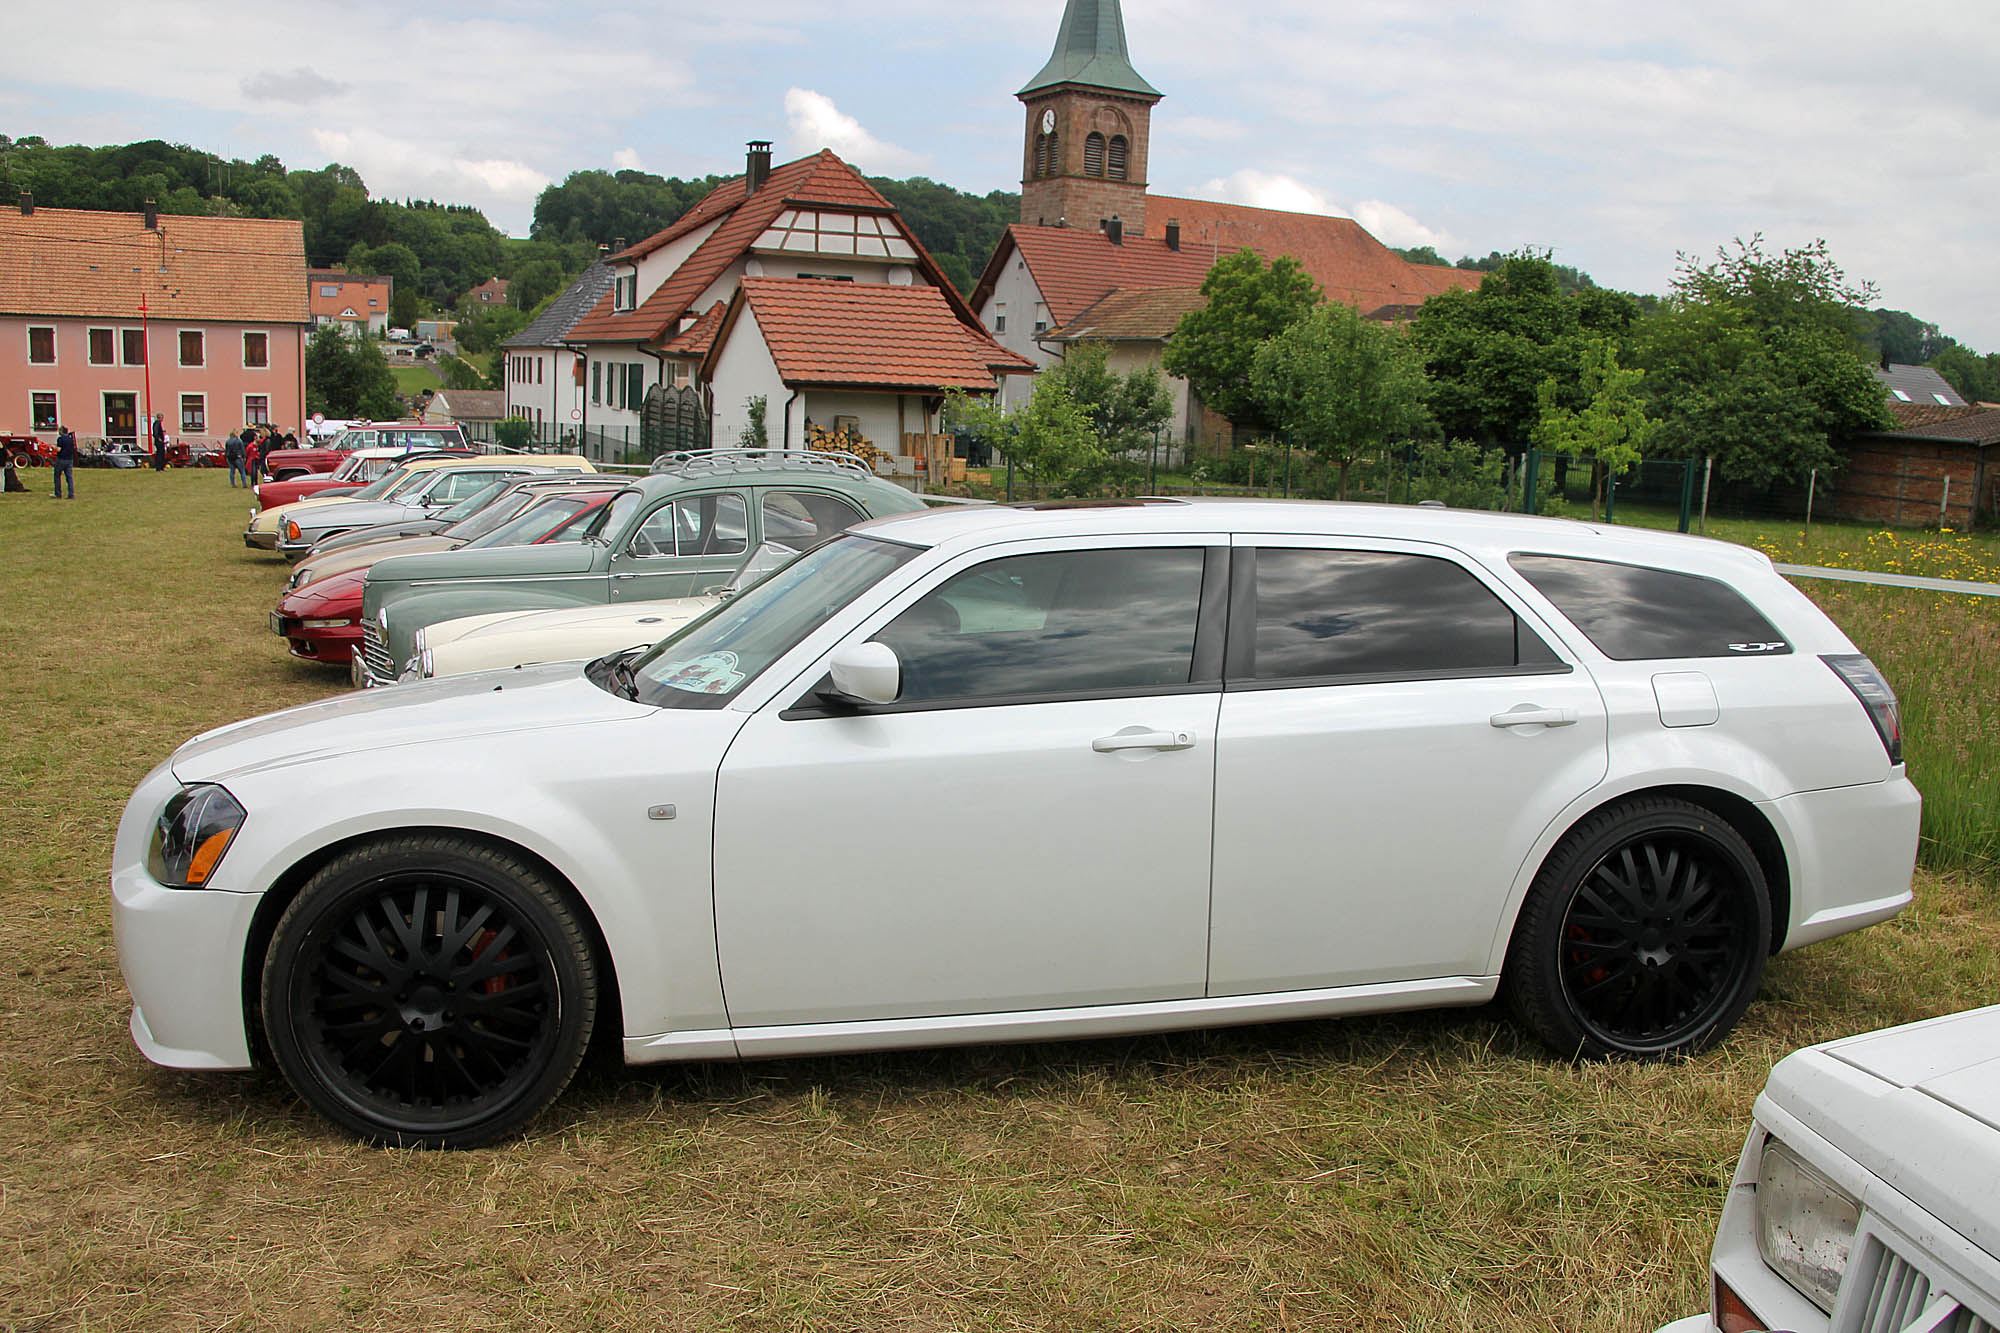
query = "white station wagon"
xmin=113 ymin=501 xmax=1920 ymax=1147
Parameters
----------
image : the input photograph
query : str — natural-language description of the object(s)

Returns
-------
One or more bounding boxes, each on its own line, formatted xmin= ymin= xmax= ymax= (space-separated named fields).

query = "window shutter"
xmin=1084 ymin=133 xmax=1106 ymax=177
xmin=1108 ymin=136 xmax=1128 ymax=181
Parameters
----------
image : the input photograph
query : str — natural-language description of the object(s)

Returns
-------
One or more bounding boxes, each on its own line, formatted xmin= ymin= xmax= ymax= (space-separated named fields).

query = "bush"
xmin=493 ymin=417 xmax=537 ymax=452
xmin=1389 ymin=439 xmax=1510 ymax=510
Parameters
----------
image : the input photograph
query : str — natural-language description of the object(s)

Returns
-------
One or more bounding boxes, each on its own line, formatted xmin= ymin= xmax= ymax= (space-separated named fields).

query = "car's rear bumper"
xmin=1764 ymin=771 xmax=1921 ymax=951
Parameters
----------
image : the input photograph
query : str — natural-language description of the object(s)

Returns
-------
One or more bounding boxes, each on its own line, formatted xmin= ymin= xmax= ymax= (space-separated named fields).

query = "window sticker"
xmin=654 ymin=650 xmax=747 ymax=695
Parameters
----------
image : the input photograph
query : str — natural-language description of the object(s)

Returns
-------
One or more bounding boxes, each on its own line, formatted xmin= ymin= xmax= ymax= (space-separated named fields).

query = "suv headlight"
xmin=146 ymin=784 xmax=247 ymax=888
xmin=1755 ymin=1136 xmax=1861 ymax=1312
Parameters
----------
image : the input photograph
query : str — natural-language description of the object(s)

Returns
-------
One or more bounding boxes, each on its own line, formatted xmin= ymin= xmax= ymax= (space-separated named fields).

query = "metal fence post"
xmin=1676 ymin=458 xmax=1695 ymax=533
xmin=1940 ymin=476 xmax=1951 ymax=527
xmin=1606 ymin=470 xmax=1617 ymax=523
xmin=1699 ymin=456 xmax=1713 ymax=533
xmin=1805 ymin=467 xmax=1818 ymax=531
xmin=1521 ymin=448 xmax=1540 ymax=515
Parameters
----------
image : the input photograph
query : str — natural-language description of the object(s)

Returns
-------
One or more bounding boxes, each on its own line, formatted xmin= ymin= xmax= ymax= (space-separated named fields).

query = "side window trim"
xmin=1223 ymin=540 xmax=1574 ymax=691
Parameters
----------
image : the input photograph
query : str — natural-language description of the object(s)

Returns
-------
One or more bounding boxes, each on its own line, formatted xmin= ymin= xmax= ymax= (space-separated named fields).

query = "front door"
xmin=103 ymin=392 xmax=137 ymax=442
xmin=712 ymin=540 xmax=1224 ymax=1028
xmin=608 ymin=490 xmax=750 ymax=601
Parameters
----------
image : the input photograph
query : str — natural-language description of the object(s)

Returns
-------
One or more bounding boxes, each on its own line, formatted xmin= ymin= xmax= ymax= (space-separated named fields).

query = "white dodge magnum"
xmin=113 ymin=501 xmax=1920 ymax=1146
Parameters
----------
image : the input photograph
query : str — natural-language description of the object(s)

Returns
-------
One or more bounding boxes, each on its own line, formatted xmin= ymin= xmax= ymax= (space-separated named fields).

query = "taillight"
xmin=1822 ymin=654 xmax=1902 ymax=765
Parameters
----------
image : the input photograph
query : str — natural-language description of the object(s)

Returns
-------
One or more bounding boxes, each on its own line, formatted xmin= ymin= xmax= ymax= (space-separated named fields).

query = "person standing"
xmin=150 ymin=413 xmax=169 ymax=471
xmin=52 ymin=425 xmax=77 ymax=499
xmin=224 ymin=428 xmax=247 ymax=487
xmin=243 ymin=431 xmax=262 ymax=484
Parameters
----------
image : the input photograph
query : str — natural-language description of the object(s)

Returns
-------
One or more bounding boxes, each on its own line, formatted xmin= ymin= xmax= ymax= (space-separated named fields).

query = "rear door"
xmin=1206 ymin=538 xmax=1608 ymax=995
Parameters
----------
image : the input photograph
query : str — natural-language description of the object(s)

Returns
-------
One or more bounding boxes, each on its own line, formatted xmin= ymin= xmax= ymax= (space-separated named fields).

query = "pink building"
xmin=0 ymin=196 xmax=309 ymax=445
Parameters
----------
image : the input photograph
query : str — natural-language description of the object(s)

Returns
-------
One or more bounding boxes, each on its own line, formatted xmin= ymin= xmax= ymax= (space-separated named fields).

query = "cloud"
xmin=783 ymin=88 xmax=927 ymax=175
xmin=239 ymin=67 xmax=346 ymax=104
xmin=1196 ymin=169 xmax=1346 ymax=217
xmin=1352 ymin=200 xmax=1457 ymax=255
xmin=611 ymin=148 xmax=645 ymax=172
xmin=311 ymin=128 xmax=549 ymax=209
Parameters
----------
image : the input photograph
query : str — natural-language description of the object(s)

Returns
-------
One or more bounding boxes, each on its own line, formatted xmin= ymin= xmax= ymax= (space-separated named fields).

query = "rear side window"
xmin=1240 ymin=548 xmax=1561 ymax=684
xmin=762 ymin=490 xmax=866 ymax=547
xmin=1509 ymin=554 xmax=1789 ymax=660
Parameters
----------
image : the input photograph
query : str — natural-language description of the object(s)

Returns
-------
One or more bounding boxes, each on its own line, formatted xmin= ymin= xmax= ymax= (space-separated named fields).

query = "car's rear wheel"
xmin=261 ymin=835 xmax=597 ymax=1148
xmin=1504 ymin=797 xmax=1769 ymax=1059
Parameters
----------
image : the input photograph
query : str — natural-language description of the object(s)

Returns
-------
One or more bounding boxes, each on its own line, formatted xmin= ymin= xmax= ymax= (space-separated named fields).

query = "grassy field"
xmin=392 ymin=364 xmax=443 ymax=397
xmin=2 ymin=471 xmax=1995 ymax=1332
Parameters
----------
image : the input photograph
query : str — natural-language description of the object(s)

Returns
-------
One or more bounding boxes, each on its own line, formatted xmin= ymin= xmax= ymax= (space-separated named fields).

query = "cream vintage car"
xmin=403 ymin=544 xmax=799 ymax=682
xmin=243 ymin=454 xmax=593 ymax=552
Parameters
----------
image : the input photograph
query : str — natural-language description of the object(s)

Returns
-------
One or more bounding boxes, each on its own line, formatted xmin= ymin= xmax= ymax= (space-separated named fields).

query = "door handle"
xmin=1490 ymin=706 xmax=1578 ymax=729
xmin=1092 ymin=728 xmax=1196 ymax=752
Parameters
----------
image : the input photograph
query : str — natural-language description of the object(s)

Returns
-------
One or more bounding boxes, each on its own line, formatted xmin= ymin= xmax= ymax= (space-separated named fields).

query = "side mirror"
xmin=821 ymin=641 xmax=900 ymax=706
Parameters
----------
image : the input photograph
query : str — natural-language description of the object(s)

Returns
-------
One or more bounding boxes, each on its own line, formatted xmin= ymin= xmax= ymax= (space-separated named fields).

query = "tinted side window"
xmin=1509 ymin=555 xmax=1789 ymax=660
xmin=1246 ymin=548 xmax=1559 ymax=682
xmin=875 ymin=547 xmax=1206 ymax=704
xmin=675 ymin=493 xmax=748 ymax=556
xmin=762 ymin=490 xmax=866 ymax=547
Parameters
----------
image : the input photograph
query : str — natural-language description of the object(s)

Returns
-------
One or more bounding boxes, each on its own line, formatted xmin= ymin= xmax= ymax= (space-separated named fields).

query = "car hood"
xmin=253 ymin=492 xmax=365 ymax=531
xmin=295 ymin=500 xmax=416 ymax=532
xmin=424 ymin=596 xmax=716 ymax=675
xmin=1764 ymin=1005 xmax=2000 ymax=1259
xmin=368 ymin=540 xmax=599 ymax=586
xmin=170 ymin=664 xmax=649 ymax=784
xmin=451 ymin=595 xmax=715 ymax=644
xmin=296 ymin=536 xmax=460 ymax=588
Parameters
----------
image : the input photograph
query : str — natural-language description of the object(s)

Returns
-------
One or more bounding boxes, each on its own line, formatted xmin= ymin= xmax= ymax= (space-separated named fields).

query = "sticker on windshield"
xmin=654 ymin=650 xmax=747 ymax=695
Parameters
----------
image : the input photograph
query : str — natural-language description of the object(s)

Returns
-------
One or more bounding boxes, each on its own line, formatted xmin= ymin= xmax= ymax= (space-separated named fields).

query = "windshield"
xmin=436 ymin=480 xmax=509 ymax=524
xmin=346 ymin=466 xmax=415 ymax=501
xmin=328 ymin=429 xmax=378 ymax=451
xmin=463 ymin=495 xmax=599 ymax=548
xmin=382 ymin=468 xmax=440 ymax=501
xmin=580 ymin=490 xmax=644 ymax=543
xmin=628 ymin=535 xmax=919 ymax=709
xmin=443 ymin=489 xmax=537 ymax=540
xmin=329 ymin=453 xmax=367 ymax=481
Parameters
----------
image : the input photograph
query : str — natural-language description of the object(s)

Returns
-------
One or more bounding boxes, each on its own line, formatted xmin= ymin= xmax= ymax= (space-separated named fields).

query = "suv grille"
xmin=1844 ymin=1235 xmax=1995 ymax=1333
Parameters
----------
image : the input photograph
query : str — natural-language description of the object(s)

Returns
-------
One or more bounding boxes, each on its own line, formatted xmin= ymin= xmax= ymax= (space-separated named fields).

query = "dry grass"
xmin=2 ymin=471 xmax=1995 ymax=1333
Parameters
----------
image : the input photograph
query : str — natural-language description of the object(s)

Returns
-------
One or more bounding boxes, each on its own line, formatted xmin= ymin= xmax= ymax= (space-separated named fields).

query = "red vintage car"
xmin=3 ymin=435 xmax=56 ymax=468
xmin=166 ymin=438 xmax=226 ymax=467
xmin=270 ymin=489 xmax=619 ymax=666
xmin=254 ymin=446 xmax=471 ymax=510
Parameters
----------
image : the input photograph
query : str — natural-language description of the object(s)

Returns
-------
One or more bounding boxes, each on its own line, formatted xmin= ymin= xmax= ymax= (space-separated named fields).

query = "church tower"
xmin=1018 ymin=0 xmax=1162 ymax=238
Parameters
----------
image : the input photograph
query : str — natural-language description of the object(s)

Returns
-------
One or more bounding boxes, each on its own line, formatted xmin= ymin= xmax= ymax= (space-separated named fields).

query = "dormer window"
xmin=614 ymin=273 xmax=639 ymax=311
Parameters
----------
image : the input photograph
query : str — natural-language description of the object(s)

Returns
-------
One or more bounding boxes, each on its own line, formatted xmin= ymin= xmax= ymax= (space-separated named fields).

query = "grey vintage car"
xmin=355 ymin=451 xmax=928 ymax=685
xmin=274 ymin=461 xmax=588 ymax=558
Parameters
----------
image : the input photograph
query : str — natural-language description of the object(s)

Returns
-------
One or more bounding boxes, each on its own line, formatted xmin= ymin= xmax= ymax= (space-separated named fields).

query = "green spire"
xmin=1018 ymin=0 xmax=1162 ymax=99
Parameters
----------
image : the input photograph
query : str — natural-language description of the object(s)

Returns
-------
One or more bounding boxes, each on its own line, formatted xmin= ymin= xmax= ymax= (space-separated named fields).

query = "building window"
xmin=28 ymin=327 xmax=56 ymax=364
xmin=89 ymin=328 xmax=115 ymax=365
xmin=1034 ymin=132 xmax=1061 ymax=178
xmin=1084 ymin=132 xmax=1106 ymax=177
xmin=180 ymin=394 xmax=205 ymax=433
xmin=627 ymin=363 xmax=644 ymax=408
xmin=179 ymin=330 xmax=204 ymax=366
xmin=614 ymin=273 xmax=638 ymax=311
xmin=1108 ymin=136 xmax=1129 ymax=180
xmin=31 ymin=392 xmax=58 ymax=430
xmin=993 ymin=303 xmax=1007 ymax=334
xmin=243 ymin=331 xmax=268 ymax=368
xmin=244 ymin=395 xmax=270 ymax=426
xmin=536 ymin=358 xmax=543 ymax=385
xmin=122 ymin=329 xmax=146 ymax=365
xmin=367 ymin=298 xmax=379 ymax=308
xmin=318 ymin=284 xmax=338 ymax=297
xmin=592 ymin=361 xmax=602 ymax=405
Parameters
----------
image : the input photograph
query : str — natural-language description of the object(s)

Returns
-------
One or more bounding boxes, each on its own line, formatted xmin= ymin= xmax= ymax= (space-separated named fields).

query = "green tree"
xmin=1637 ymin=237 xmax=1891 ymax=487
xmin=1249 ymin=303 xmax=1432 ymax=499
xmin=438 ymin=354 xmax=493 ymax=391
xmin=947 ymin=380 xmax=1101 ymax=498
xmin=1927 ymin=345 xmax=2000 ymax=403
xmin=1162 ymin=250 xmax=1322 ymax=432
xmin=1410 ymin=252 xmax=1640 ymax=449
xmin=455 ymin=304 xmax=529 ymax=355
xmin=739 ymin=395 xmax=769 ymax=449
xmin=305 ymin=325 xmax=400 ymax=419
xmin=1531 ymin=339 xmax=1657 ymax=518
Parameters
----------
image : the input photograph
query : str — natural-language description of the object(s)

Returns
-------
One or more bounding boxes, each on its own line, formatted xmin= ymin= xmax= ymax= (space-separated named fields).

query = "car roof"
xmin=850 ymin=499 xmax=1779 ymax=581
xmin=626 ymin=461 xmax=901 ymax=500
xmin=396 ymin=453 xmax=594 ymax=474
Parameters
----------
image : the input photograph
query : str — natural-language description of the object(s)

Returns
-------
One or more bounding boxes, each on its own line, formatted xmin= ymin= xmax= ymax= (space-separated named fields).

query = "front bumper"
xmin=271 ymin=611 xmax=360 ymax=666
xmin=112 ymin=864 xmax=260 ymax=1071
xmin=243 ymin=527 xmax=281 ymax=551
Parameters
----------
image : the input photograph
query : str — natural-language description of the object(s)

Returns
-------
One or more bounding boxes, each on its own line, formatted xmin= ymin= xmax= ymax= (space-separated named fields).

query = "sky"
xmin=12 ymin=0 xmax=2000 ymax=349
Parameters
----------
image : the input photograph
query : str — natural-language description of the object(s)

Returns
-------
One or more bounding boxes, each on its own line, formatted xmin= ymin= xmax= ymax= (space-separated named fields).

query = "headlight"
xmin=301 ymin=618 xmax=352 ymax=629
xmin=285 ymin=520 xmax=301 ymax=540
xmin=146 ymin=785 xmax=247 ymax=888
xmin=1755 ymin=1136 xmax=1861 ymax=1312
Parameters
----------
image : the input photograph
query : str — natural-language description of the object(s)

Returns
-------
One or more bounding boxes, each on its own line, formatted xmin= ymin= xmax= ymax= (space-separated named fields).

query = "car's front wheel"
xmin=261 ymin=835 xmax=597 ymax=1148
xmin=1503 ymin=797 xmax=1770 ymax=1059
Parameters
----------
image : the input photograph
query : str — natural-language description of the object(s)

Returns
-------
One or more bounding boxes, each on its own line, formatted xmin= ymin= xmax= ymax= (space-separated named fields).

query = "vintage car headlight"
xmin=1755 ymin=1136 xmax=1861 ymax=1312
xmin=285 ymin=520 xmax=302 ymax=541
xmin=146 ymin=784 xmax=247 ymax=888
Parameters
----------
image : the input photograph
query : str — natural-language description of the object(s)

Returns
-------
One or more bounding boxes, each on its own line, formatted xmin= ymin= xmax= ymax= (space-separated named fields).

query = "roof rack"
xmin=647 ymin=448 xmax=874 ymax=480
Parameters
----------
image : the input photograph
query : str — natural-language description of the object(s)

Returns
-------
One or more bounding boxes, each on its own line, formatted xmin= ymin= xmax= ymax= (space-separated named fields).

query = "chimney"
xmin=746 ymin=140 xmax=773 ymax=195
xmin=610 ymin=237 xmax=627 ymax=255
xmin=1165 ymin=218 xmax=1181 ymax=252
xmin=1880 ymin=349 xmax=1892 ymax=371
xmin=1103 ymin=216 xmax=1123 ymax=246
xmin=143 ymin=199 xmax=158 ymax=231
xmin=18 ymin=190 xmax=31 ymax=216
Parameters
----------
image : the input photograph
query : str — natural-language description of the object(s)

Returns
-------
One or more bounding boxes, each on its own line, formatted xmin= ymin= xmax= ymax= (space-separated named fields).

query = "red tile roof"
xmin=1048 ymin=286 xmax=1209 ymax=341
xmin=569 ymin=150 xmax=971 ymax=346
xmin=973 ymin=201 xmax=1484 ymax=328
xmin=716 ymin=278 xmax=1034 ymax=391
xmin=660 ymin=300 xmax=728 ymax=357
xmin=0 ymin=207 xmax=308 ymax=324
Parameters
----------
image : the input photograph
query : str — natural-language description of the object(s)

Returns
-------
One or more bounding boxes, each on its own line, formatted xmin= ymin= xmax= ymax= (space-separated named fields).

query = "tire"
xmin=1503 ymin=797 xmax=1770 ymax=1059
xmin=260 ymin=834 xmax=598 ymax=1148
xmin=9 ymin=452 xmax=29 ymax=469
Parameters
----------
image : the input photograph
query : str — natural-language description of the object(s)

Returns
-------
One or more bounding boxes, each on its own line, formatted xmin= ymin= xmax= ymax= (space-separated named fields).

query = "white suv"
xmin=1659 ymin=1005 xmax=2000 ymax=1333
xmin=113 ymin=500 xmax=1920 ymax=1146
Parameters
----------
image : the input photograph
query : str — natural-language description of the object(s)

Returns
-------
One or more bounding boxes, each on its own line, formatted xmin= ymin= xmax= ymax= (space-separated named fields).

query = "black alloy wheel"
xmin=1504 ymin=797 xmax=1770 ymax=1059
xmin=262 ymin=836 xmax=596 ymax=1148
